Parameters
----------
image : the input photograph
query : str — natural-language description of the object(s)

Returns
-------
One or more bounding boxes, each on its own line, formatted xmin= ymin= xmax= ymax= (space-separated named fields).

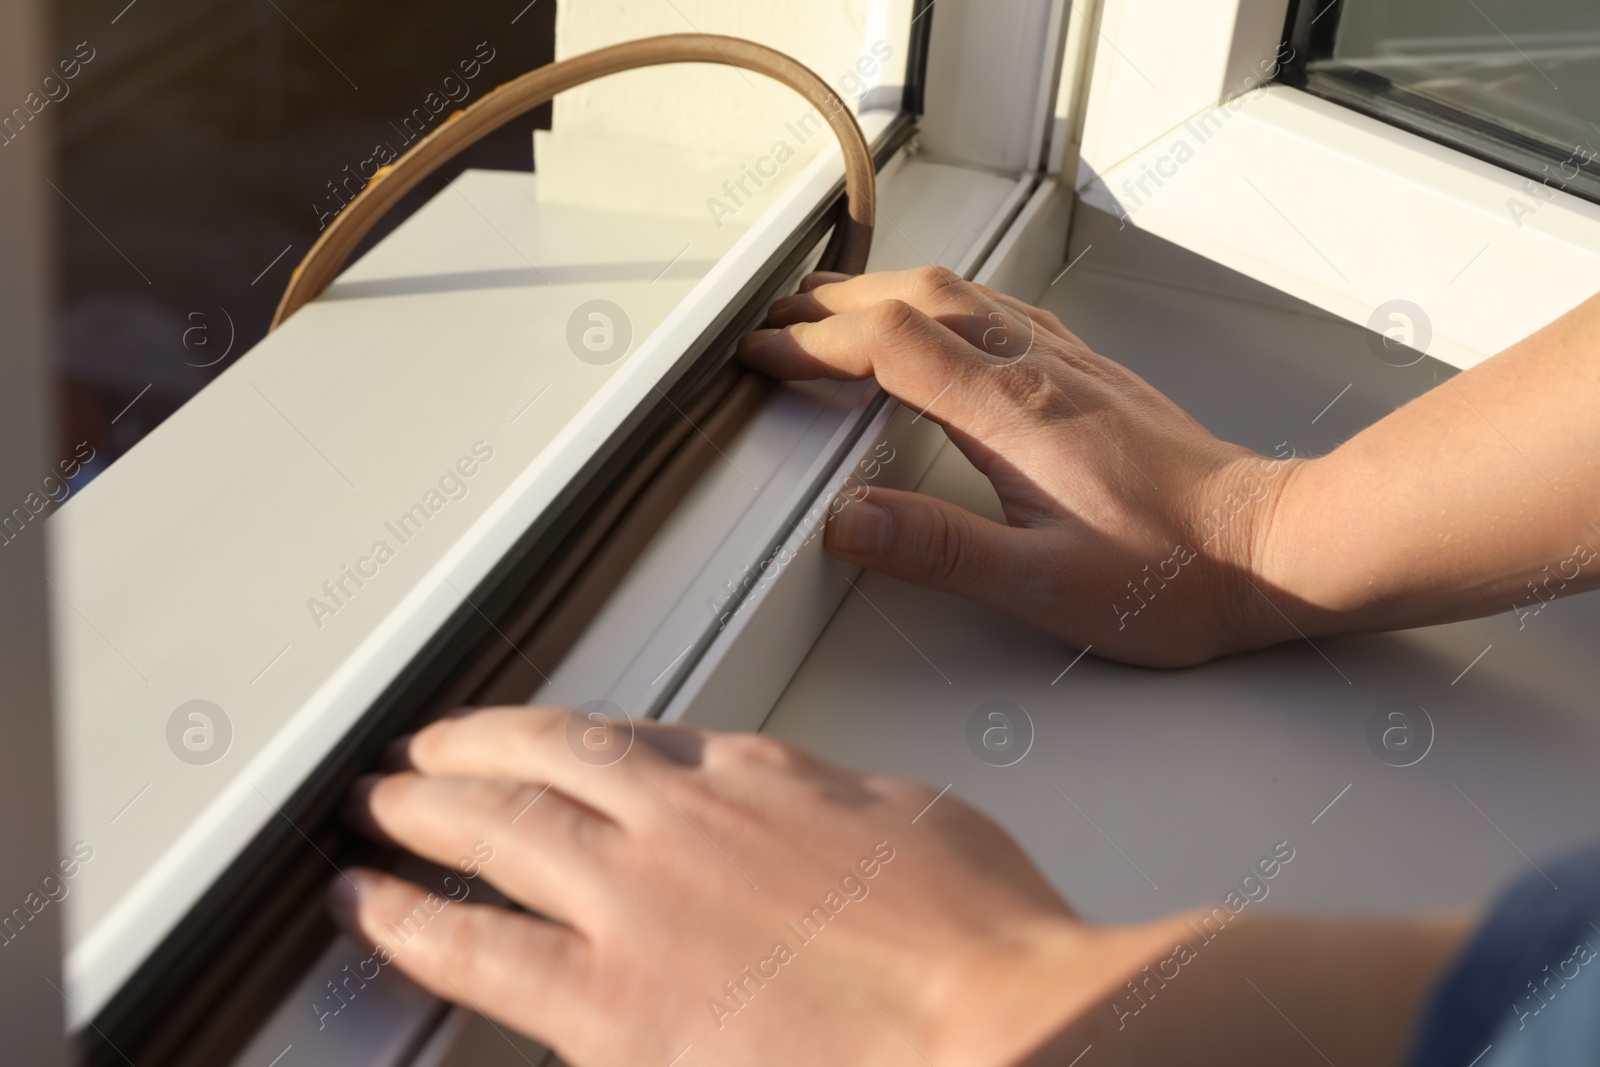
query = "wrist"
xmin=1248 ymin=449 xmax=1378 ymax=639
xmin=924 ymin=913 xmax=1199 ymax=1066
xmin=1186 ymin=447 xmax=1318 ymax=656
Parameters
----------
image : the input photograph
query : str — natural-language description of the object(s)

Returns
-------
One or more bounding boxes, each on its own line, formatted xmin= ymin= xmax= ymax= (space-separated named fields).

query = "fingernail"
xmin=737 ymin=328 xmax=778 ymax=354
xmin=830 ymin=497 xmax=892 ymax=555
xmin=328 ymin=870 xmax=370 ymax=930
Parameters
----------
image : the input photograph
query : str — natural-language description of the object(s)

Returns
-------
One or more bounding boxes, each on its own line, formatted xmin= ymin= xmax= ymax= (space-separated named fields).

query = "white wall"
xmin=916 ymin=0 xmax=1060 ymax=173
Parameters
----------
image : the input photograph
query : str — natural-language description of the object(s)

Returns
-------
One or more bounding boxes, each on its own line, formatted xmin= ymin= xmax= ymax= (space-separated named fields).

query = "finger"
xmin=797 ymin=270 xmax=850 ymax=293
xmin=776 ymin=266 xmax=979 ymax=320
xmin=826 ymin=486 xmax=1053 ymax=609
xmin=329 ymin=867 xmax=588 ymax=1047
xmin=767 ymin=266 xmax=1035 ymax=353
xmin=345 ymin=772 xmax=617 ymax=920
xmin=738 ymin=301 xmax=1050 ymax=443
xmin=384 ymin=716 xmax=706 ymax=773
xmin=776 ymin=270 xmax=1079 ymax=347
xmin=378 ymin=706 xmax=482 ymax=772
xmin=967 ymin=282 xmax=1083 ymax=346
xmin=401 ymin=706 xmax=677 ymax=824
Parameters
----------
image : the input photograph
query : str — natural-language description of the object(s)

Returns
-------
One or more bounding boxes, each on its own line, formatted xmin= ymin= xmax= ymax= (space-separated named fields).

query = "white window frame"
xmin=65 ymin=108 xmax=907 ymax=1024
xmin=1074 ymin=0 xmax=1600 ymax=369
xmin=60 ymin=1 xmax=1085 ymax=1056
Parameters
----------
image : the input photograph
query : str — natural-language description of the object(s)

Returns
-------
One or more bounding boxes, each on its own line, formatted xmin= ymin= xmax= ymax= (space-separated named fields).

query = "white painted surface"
xmin=228 ymin=935 xmax=442 ymax=1067
xmin=635 ymin=161 xmax=1026 ymax=731
xmin=1077 ymin=0 xmax=1600 ymax=369
xmin=534 ymin=374 xmax=881 ymax=717
xmin=55 ymin=101 xmax=894 ymax=1018
xmin=216 ymin=150 xmax=1022 ymax=1067
xmin=973 ymin=176 xmax=1072 ymax=301
xmin=1078 ymin=0 xmax=1269 ymax=173
xmin=662 ymin=399 xmax=945 ymax=734
xmin=52 ymin=169 xmax=736 ymax=1013
xmin=917 ymin=0 xmax=1063 ymax=174
xmin=1045 ymin=0 xmax=1102 ymax=177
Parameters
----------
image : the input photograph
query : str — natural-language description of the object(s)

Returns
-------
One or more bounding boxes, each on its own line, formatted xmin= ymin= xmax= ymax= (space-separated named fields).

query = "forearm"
xmin=1019 ymin=912 xmax=1473 ymax=1067
xmin=1262 ymin=292 xmax=1600 ymax=635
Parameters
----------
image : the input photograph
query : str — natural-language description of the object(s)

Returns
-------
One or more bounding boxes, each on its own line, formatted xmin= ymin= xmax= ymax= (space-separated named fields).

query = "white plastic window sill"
xmin=52 ymin=107 xmax=897 ymax=1021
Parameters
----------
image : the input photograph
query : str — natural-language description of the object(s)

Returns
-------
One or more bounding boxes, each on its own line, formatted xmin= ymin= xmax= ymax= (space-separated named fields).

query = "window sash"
xmin=1077 ymin=0 xmax=1600 ymax=369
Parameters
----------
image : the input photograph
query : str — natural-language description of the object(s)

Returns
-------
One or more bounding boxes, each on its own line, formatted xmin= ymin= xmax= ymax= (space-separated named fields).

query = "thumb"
xmin=825 ymin=486 xmax=1033 ymax=603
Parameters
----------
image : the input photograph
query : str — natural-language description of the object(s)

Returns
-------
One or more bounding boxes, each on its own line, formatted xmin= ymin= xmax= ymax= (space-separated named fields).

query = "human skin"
xmin=333 ymin=267 xmax=1600 ymax=1064
xmin=334 ymin=708 xmax=1470 ymax=1066
xmin=744 ymin=267 xmax=1600 ymax=665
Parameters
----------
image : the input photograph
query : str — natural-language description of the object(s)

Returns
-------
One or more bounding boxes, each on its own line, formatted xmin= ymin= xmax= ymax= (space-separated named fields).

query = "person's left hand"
xmin=736 ymin=267 xmax=1304 ymax=668
xmin=332 ymin=706 xmax=1165 ymax=1066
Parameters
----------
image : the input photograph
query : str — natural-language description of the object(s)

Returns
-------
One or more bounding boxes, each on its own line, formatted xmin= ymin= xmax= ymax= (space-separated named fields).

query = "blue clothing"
xmin=1409 ymin=846 xmax=1600 ymax=1067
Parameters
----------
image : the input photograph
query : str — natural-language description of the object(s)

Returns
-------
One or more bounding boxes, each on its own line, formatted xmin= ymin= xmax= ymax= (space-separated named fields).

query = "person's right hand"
xmin=737 ymin=266 xmax=1306 ymax=667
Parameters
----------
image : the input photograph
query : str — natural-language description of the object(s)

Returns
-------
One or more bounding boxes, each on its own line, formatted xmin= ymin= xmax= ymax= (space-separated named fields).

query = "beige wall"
xmin=534 ymin=0 xmax=910 ymax=221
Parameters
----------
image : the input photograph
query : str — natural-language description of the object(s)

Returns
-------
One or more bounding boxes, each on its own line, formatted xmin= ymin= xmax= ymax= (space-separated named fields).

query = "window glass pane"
xmin=1304 ymin=0 xmax=1600 ymax=199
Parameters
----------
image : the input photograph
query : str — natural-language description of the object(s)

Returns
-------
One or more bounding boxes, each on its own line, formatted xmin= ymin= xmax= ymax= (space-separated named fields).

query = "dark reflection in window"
xmin=49 ymin=0 xmax=556 ymax=475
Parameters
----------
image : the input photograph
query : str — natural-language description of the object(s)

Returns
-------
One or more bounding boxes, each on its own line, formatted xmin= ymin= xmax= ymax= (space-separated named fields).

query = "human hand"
xmin=331 ymin=707 xmax=1167 ymax=1066
xmin=737 ymin=266 xmax=1306 ymax=667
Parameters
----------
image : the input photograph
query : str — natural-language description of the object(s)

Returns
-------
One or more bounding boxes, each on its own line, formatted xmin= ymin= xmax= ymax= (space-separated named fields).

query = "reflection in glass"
xmin=1303 ymin=0 xmax=1600 ymax=203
